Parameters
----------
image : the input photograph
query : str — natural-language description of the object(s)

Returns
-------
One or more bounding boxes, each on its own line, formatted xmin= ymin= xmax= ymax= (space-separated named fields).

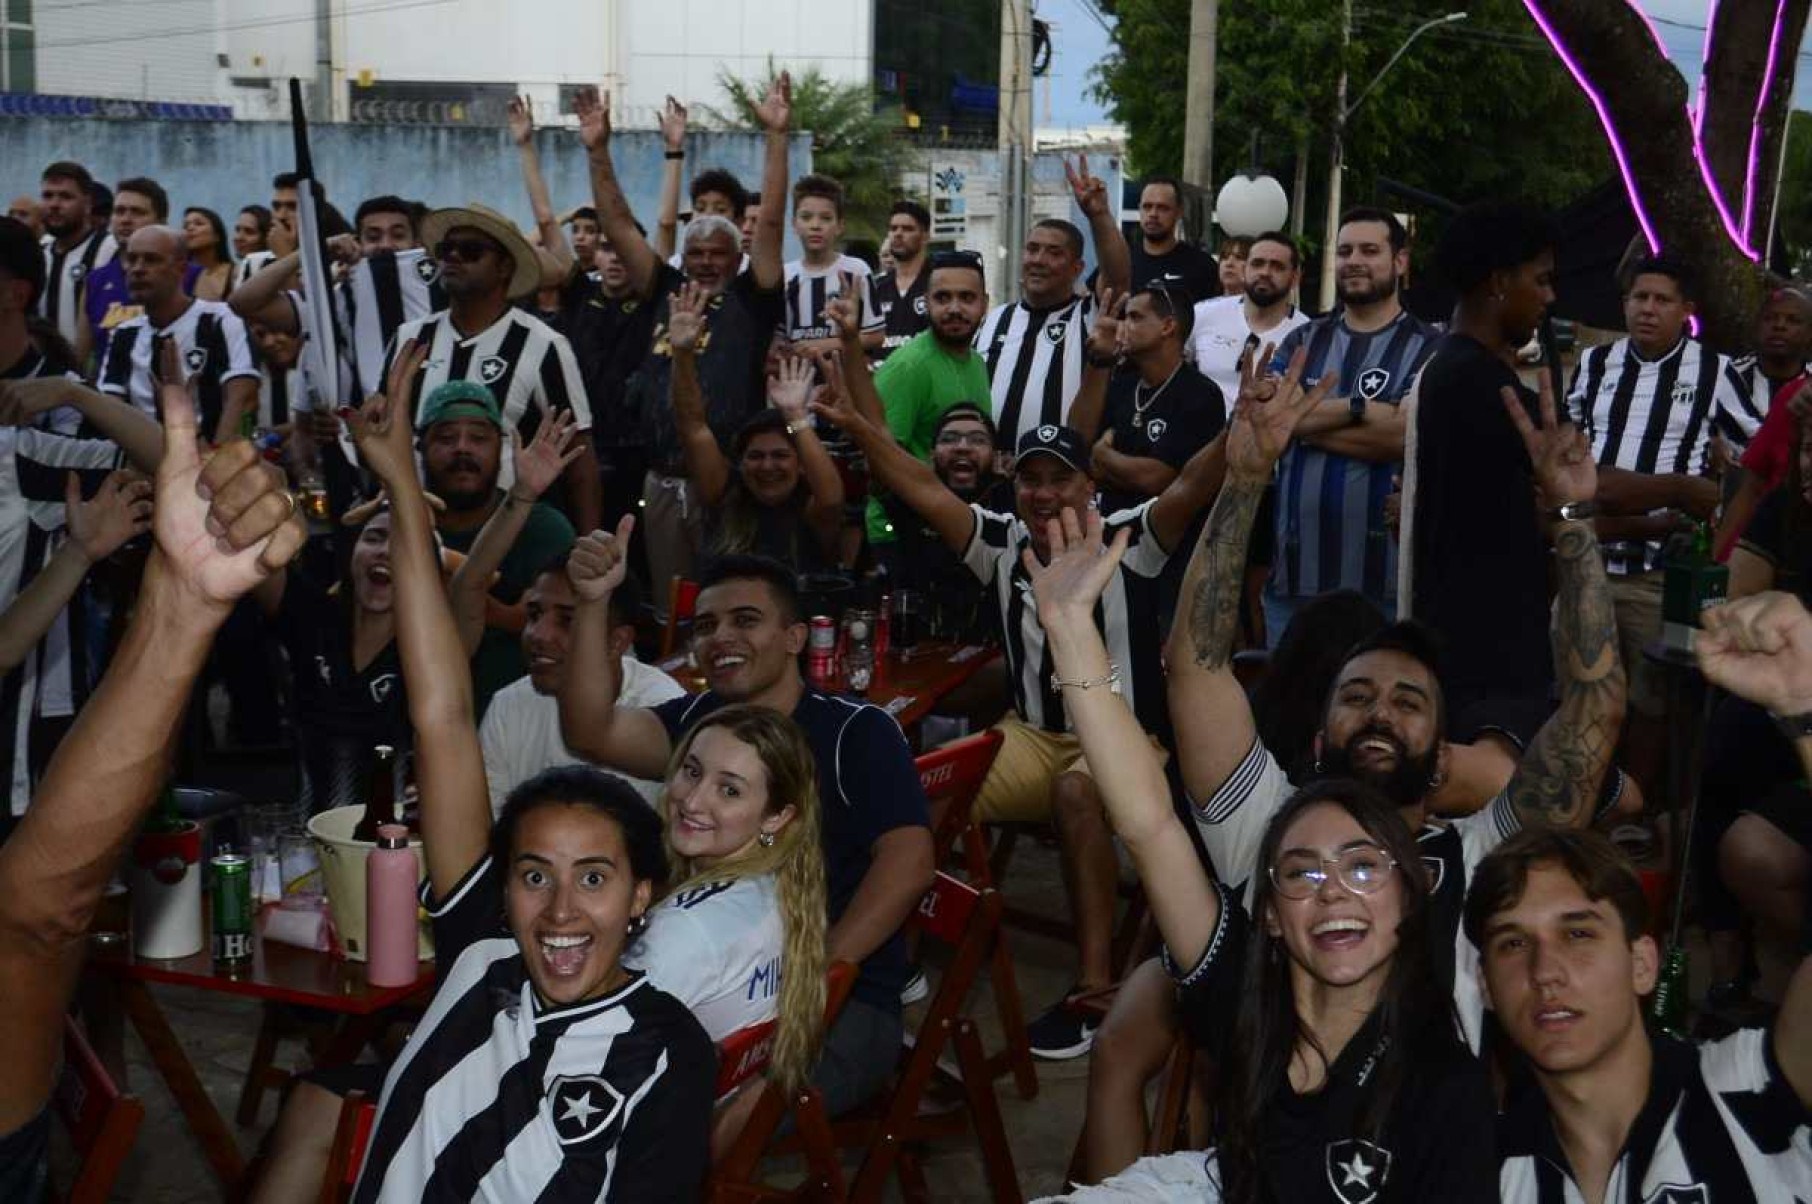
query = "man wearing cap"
xmin=814 ymin=366 xmax=1230 ymax=1060
xmin=384 ymin=202 xmax=601 ymax=533
xmin=419 ymin=378 xmax=576 ymax=716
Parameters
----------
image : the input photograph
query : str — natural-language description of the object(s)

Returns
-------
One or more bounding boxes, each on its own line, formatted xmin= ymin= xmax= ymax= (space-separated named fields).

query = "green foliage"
xmin=1776 ymin=109 xmax=1812 ymax=278
xmin=707 ymin=62 xmax=922 ymax=242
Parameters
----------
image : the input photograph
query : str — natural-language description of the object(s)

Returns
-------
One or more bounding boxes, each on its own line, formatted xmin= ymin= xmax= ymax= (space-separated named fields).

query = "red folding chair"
xmin=318 ymin=1090 xmax=378 ymax=1204
xmin=916 ymin=730 xmax=1037 ymax=1099
xmin=708 ymin=962 xmax=858 ymax=1203
xmin=776 ymin=873 xmax=1022 ymax=1204
xmin=52 ymin=1016 xmax=145 ymax=1204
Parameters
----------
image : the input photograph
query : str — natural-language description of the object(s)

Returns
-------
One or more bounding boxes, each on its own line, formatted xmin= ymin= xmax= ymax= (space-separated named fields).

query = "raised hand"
xmin=151 ymin=340 xmax=305 ymax=607
xmin=1087 ymin=285 xmax=1124 ymax=361
xmin=767 ymin=355 xmax=814 ymax=421
xmin=1025 ymin=506 xmax=1130 ymax=623
xmin=1065 ymin=154 xmax=1109 ymax=218
xmin=806 ymin=352 xmax=861 ymax=433
xmin=574 ymin=85 xmax=611 ymax=153
xmin=754 ymin=71 xmax=792 ymax=133
xmin=667 ymin=281 xmax=710 ymax=354
xmin=325 ymin=233 xmax=362 ymax=268
xmin=344 ymin=339 xmax=428 ymax=489
xmin=65 ymin=469 xmax=153 ymax=562
xmin=1699 ymin=591 xmax=1812 ymax=716
xmin=1225 ymin=343 xmax=1334 ymax=483
xmin=824 ymin=278 xmax=863 ymax=342
xmin=568 ymin=514 xmax=635 ymax=603
xmin=511 ymin=409 xmax=584 ymax=501
xmin=1501 ymin=371 xmax=1595 ymax=510
xmin=659 ymin=95 xmax=688 ymax=151
xmin=507 ymin=93 xmax=534 ymax=147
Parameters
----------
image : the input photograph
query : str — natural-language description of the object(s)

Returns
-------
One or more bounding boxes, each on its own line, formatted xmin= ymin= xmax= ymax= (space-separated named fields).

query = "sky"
xmin=1037 ymin=1 xmax=1812 ymax=132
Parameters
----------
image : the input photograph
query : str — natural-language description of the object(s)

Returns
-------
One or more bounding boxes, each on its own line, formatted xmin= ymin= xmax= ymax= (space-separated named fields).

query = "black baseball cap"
xmin=1013 ymin=424 xmax=1090 ymax=474
xmin=0 ymin=217 xmax=45 ymax=308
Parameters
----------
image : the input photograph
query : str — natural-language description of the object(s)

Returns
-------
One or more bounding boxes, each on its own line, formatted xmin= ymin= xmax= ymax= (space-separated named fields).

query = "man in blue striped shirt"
xmin=1264 ymin=208 xmax=1438 ymax=639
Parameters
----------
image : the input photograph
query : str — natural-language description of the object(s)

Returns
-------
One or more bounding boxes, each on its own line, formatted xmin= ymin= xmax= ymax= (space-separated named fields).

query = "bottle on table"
xmin=351 ymin=744 xmax=398 ymax=843
xmin=365 ymin=824 xmax=419 ymax=987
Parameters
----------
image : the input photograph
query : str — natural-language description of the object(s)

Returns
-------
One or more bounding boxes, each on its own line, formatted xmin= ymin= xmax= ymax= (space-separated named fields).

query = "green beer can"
xmin=211 ymin=850 xmax=254 ymax=967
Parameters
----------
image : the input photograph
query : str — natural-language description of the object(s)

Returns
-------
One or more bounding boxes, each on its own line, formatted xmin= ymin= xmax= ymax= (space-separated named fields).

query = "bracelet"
xmin=1050 ymin=664 xmax=1122 ymax=695
xmin=506 ymin=490 xmax=536 ymax=506
xmin=664 ymin=149 xmax=685 ymax=160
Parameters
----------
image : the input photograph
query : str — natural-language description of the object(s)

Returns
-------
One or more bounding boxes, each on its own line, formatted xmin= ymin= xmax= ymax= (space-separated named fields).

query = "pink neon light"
xmin=1694 ymin=0 xmax=1719 ymax=139
xmin=1693 ymin=136 xmax=1760 ymax=256
xmin=1523 ymin=0 xmax=1661 ymax=252
xmin=1740 ymin=0 xmax=1789 ymax=247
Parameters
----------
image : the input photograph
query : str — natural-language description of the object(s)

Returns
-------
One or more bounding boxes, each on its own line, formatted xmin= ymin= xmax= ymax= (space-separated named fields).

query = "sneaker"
xmin=1027 ymin=995 xmax=1098 ymax=1060
xmin=899 ymin=968 xmax=929 ymax=1006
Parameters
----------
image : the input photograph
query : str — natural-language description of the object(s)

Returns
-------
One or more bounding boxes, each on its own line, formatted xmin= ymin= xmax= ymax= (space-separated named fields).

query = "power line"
xmin=30 ymin=0 xmax=456 ymax=50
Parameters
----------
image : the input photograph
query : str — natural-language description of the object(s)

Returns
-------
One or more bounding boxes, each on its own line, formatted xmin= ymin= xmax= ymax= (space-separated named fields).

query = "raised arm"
xmin=1067 ymin=155 xmax=1129 ymax=298
xmin=0 ymin=471 xmax=150 ymax=672
xmin=652 ymin=97 xmax=688 ymax=261
xmin=825 ymin=290 xmax=889 ymax=431
xmin=0 ymin=378 xmax=162 ymax=472
xmin=554 ymin=519 xmax=675 ymax=780
xmin=575 ymin=85 xmax=661 ymax=299
xmin=768 ymin=356 xmax=844 ymax=540
xmin=1032 ymin=507 xmax=1223 ymax=967
xmin=228 ymin=251 xmax=303 ymax=330
xmin=449 ymin=410 xmax=583 ymax=654
xmin=0 ymin=344 xmax=302 ymax=1135
xmin=1146 ymin=429 xmax=1231 ymax=553
xmin=1498 ymin=374 xmax=1625 ymax=831
xmin=1167 ymin=345 xmax=1328 ymax=802
xmin=748 ymin=73 xmax=792 ymax=291
xmin=667 ymin=281 xmax=732 ymax=504
xmin=811 ymin=352 xmax=975 ymax=553
xmin=1696 ymin=590 xmax=1812 ymax=1107
xmin=509 ymin=95 xmax=572 ymax=274
xmin=1067 ymin=285 xmax=1121 ymax=444
xmin=345 ymin=341 xmax=491 ymax=898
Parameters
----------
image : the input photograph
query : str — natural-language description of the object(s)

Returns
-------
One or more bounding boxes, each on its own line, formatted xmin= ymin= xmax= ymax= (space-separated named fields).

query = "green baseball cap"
xmin=417 ymin=379 xmax=502 ymax=429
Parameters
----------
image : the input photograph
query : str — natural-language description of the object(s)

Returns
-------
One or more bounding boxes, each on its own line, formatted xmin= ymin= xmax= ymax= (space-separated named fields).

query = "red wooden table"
xmin=87 ymin=929 xmax=433 ymax=1194
xmin=659 ymin=640 xmax=1002 ymax=732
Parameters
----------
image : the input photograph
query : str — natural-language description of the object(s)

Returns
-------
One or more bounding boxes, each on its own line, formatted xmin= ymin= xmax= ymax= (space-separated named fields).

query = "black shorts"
xmin=0 ymin=1107 xmax=48 ymax=1202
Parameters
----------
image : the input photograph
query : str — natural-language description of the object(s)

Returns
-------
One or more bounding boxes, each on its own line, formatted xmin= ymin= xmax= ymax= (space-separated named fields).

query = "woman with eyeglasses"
xmin=1028 ymin=509 xmax=1496 ymax=1203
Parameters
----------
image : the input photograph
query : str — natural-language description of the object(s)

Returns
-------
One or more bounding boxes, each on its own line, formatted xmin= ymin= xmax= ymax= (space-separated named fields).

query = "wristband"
xmin=1051 ymin=664 xmax=1122 ymax=695
xmin=1086 ymin=351 xmax=1117 ymax=369
xmin=1348 ymin=396 xmax=1366 ymax=425
xmin=1546 ymin=499 xmax=1598 ymax=523
xmin=664 ymin=149 xmax=685 ymax=160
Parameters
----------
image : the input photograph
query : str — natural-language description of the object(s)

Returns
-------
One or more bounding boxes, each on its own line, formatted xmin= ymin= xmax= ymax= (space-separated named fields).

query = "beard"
xmin=932 ymin=317 xmax=980 ymax=350
xmin=1337 ymin=272 xmax=1398 ymax=307
xmin=1316 ymin=726 xmax=1438 ymax=810
xmin=1245 ymin=279 xmax=1289 ymax=308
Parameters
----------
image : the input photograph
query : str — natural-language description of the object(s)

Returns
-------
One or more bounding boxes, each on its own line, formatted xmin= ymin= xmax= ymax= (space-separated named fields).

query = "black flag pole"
xmin=287 ymin=78 xmax=341 ymax=415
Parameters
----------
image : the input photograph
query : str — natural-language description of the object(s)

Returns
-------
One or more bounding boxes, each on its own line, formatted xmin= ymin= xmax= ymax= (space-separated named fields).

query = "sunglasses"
xmin=1269 ymin=844 xmax=1398 ymax=901
xmin=434 ymin=237 xmax=501 ymax=263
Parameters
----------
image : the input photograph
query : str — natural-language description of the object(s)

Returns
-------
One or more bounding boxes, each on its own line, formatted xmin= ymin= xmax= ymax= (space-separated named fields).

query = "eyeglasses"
xmin=935 ymin=430 xmax=993 ymax=449
xmin=1269 ymin=845 xmax=1398 ymax=900
xmin=434 ymin=237 xmax=500 ymax=263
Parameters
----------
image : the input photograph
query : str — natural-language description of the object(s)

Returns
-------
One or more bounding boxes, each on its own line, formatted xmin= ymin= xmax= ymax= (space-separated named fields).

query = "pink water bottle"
xmin=366 ymin=824 xmax=418 ymax=987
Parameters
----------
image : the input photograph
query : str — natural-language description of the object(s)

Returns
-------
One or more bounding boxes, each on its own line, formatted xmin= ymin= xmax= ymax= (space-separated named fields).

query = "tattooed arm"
xmin=1498 ymin=377 xmax=1626 ymax=829
xmin=1167 ymin=345 xmax=1333 ymax=803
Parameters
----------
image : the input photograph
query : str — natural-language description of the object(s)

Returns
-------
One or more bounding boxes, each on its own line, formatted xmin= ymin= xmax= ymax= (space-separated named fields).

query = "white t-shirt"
xmin=622 ymin=874 xmax=784 ymax=1042
xmin=480 ymin=655 xmax=684 ymax=812
xmin=1189 ymin=295 xmax=1310 ymax=405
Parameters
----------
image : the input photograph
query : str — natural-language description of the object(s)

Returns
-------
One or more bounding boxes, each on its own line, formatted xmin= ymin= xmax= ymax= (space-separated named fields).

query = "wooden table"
xmin=88 ymin=929 xmax=433 ymax=1195
xmin=659 ymin=640 xmax=1002 ymax=733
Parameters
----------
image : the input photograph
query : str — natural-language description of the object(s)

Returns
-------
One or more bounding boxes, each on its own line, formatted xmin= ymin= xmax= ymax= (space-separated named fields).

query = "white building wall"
xmin=34 ymin=0 xmax=224 ymax=103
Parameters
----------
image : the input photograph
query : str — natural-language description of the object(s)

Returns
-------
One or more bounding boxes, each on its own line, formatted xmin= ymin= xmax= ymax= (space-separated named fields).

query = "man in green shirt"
xmin=420 ymin=380 xmax=576 ymax=716
xmin=843 ymin=250 xmax=992 ymax=544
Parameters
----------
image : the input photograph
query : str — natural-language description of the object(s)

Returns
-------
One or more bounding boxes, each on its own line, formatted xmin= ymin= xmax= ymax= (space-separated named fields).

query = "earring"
xmin=758 ymin=831 xmax=776 ymax=848
xmin=627 ymin=912 xmax=650 ymax=939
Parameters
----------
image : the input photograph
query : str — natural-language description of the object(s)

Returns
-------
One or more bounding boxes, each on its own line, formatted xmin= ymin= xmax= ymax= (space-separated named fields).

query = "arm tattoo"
xmin=1506 ymin=521 xmax=1626 ymax=829
xmin=1184 ymin=478 xmax=1267 ymax=670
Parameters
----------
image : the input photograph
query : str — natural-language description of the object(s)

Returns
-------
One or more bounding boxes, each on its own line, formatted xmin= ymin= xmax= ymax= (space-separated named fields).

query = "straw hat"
xmin=418 ymin=202 xmax=540 ymax=300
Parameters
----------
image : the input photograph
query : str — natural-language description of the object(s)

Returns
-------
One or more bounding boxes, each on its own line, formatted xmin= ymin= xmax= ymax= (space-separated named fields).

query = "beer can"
xmin=808 ymin=615 xmax=835 ymax=651
xmin=211 ymin=850 xmax=254 ymax=966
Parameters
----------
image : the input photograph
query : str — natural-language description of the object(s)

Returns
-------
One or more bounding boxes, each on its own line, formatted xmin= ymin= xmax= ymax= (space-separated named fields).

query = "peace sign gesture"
xmin=1065 ymin=155 xmax=1110 ymax=218
xmin=1501 ymin=370 xmax=1595 ymax=511
xmin=1225 ymin=342 xmax=1334 ymax=484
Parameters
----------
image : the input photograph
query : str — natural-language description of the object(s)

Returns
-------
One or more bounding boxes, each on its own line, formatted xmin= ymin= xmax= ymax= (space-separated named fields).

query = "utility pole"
xmin=1181 ymin=0 xmax=1218 ymax=219
xmin=998 ymin=0 xmax=1034 ymax=305
xmin=1318 ymin=0 xmax=1352 ymax=312
xmin=314 ymin=0 xmax=334 ymax=122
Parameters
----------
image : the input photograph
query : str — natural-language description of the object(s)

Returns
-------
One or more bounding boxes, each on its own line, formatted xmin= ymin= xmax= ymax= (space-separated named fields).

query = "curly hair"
xmin=659 ymin=705 xmax=828 ymax=1094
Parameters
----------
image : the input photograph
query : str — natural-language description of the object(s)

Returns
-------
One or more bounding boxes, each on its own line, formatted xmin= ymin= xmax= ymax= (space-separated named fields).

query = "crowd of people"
xmin=1 ymin=68 xmax=1810 ymax=1202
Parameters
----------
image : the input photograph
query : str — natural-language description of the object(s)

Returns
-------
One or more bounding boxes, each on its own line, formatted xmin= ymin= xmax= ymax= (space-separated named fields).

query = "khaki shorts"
xmin=1609 ymin=571 xmax=1665 ymax=716
xmin=972 ymin=716 xmax=1166 ymax=823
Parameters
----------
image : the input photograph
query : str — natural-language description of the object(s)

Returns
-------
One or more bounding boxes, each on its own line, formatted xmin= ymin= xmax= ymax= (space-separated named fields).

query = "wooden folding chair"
xmin=661 ymin=578 xmax=702 ymax=658
xmin=318 ymin=1090 xmax=378 ymax=1204
xmin=785 ymin=873 xmax=1022 ymax=1204
xmin=52 ymin=1016 xmax=145 ymax=1204
xmin=708 ymin=962 xmax=859 ymax=1204
xmin=916 ymin=730 xmax=1037 ymax=1100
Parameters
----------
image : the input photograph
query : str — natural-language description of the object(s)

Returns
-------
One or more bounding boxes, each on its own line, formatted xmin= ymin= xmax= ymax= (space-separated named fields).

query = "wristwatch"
xmin=1547 ymin=500 xmax=1598 ymax=523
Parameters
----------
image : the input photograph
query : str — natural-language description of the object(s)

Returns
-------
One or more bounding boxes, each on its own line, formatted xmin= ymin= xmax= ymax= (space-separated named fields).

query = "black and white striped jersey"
xmin=781 ymin=255 xmax=883 ymax=344
xmin=1568 ymin=336 xmax=1742 ymax=573
xmin=337 ymin=249 xmax=445 ymax=398
xmin=2 ymin=340 xmax=84 ymax=436
xmin=96 ymin=300 xmax=257 ymax=435
xmin=234 ymin=250 xmax=275 ymax=292
xmin=1497 ymin=1029 xmax=1812 ymax=1202
xmin=354 ymin=854 xmax=715 ymax=1203
xmin=961 ymin=498 xmax=1173 ymax=735
xmin=974 ymin=293 xmax=1097 ymax=450
xmin=1716 ymin=354 xmax=1804 ymax=450
xmin=0 ymin=428 xmax=126 ymax=814
xmin=38 ymin=230 xmax=115 ymax=348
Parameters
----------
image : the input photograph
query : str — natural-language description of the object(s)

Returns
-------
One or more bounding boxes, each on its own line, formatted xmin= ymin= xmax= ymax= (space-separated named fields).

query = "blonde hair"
xmin=659 ymin=704 xmax=828 ymax=1094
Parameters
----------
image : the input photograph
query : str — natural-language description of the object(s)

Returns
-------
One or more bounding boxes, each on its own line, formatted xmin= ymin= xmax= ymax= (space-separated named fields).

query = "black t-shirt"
xmin=1737 ymin=488 xmax=1812 ymax=603
xmin=628 ymin=264 xmax=784 ymax=471
xmin=1099 ymin=361 xmax=1226 ymax=514
xmin=559 ymin=273 xmax=658 ymax=450
xmin=1411 ymin=334 xmax=1553 ymax=710
xmin=1169 ymin=882 xmax=1499 ymax=1203
xmin=651 ymin=688 xmax=930 ymax=1010
xmin=876 ymin=480 xmax=1008 ymax=645
xmin=0 ymin=1108 xmax=48 ymax=1204
xmin=1111 ymin=240 xmax=1224 ymax=304
xmin=873 ymin=268 xmax=929 ymax=358
xmin=702 ymin=476 xmax=834 ymax=574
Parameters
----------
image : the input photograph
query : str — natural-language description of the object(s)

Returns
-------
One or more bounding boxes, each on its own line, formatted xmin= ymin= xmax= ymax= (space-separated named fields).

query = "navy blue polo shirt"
xmin=651 ymin=687 xmax=929 ymax=1010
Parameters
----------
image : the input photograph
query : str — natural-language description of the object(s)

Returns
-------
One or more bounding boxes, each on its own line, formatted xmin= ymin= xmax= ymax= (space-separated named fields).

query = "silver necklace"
xmin=1132 ymin=362 xmax=1183 ymax=429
